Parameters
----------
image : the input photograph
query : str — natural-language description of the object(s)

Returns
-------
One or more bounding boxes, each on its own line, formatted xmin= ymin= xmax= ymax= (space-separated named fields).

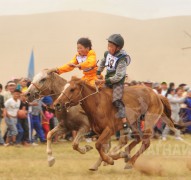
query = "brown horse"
xmin=54 ymin=76 xmax=179 ymax=169
xmin=25 ymin=71 xmax=94 ymax=167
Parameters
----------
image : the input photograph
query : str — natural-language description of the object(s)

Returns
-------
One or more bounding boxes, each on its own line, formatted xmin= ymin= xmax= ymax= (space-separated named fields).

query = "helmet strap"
xmin=114 ymin=46 xmax=121 ymax=55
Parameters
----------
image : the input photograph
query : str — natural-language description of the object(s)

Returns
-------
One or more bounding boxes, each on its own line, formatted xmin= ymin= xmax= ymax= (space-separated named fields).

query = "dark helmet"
xmin=107 ymin=34 xmax=124 ymax=48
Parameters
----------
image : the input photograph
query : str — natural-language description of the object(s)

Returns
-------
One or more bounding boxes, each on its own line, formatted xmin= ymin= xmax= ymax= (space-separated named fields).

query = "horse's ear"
xmin=69 ymin=76 xmax=83 ymax=86
xmin=71 ymin=76 xmax=81 ymax=81
xmin=42 ymin=69 xmax=50 ymax=75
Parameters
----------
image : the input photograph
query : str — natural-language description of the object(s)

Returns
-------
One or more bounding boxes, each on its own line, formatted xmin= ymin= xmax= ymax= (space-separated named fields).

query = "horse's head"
xmin=54 ymin=76 xmax=83 ymax=111
xmin=25 ymin=70 xmax=54 ymax=102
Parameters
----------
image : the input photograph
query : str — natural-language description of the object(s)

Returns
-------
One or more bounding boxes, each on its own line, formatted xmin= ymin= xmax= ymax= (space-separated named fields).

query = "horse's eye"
xmin=70 ymin=88 xmax=75 ymax=92
xmin=40 ymin=78 xmax=46 ymax=83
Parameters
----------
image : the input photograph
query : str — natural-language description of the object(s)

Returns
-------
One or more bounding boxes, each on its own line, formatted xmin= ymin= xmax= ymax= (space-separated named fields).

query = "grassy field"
xmin=0 ymin=135 xmax=191 ymax=180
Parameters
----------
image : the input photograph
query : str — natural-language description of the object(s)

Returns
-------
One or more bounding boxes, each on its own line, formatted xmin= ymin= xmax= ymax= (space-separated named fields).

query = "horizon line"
xmin=0 ymin=10 xmax=191 ymax=20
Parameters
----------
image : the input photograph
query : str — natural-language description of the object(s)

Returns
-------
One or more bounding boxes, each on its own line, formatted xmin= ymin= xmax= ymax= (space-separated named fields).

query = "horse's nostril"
xmin=26 ymin=93 xmax=31 ymax=97
xmin=56 ymin=103 xmax=61 ymax=107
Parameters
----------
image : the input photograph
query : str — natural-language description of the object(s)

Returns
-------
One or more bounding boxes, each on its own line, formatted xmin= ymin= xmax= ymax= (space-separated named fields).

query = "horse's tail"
xmin=159 ymin=95 xmax=171 ymax=117
xmin=158 ymin=95 xmax=174 ymax=125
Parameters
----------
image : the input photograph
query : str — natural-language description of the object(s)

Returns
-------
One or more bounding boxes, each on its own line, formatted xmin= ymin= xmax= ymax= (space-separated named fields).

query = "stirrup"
xmin=123 ymin=123 xmax=130 ymax=135
xmin=123 ymin=123 xmax=128 ymax=129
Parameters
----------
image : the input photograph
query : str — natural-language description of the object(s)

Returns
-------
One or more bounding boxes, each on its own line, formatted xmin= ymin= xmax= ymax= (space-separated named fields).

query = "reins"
xmin=60 ymin=82 xmax=99 ymax=108
xmin=79 ymin=83 xmax=99 ymax=103
xmin=30 ymin=76 xmax=61 ymax=99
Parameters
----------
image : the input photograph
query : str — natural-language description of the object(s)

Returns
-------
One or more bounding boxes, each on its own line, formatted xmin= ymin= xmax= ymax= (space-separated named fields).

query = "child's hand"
xmin=95 ymin=79 xmax=105 ymax=85
xmin=68 ymin=63 xmax=81 ymax=69
xmin=97 ymin=75 xmax=103 ymax=79
xmin=75 ymin=64 xmax=81 ymax=68
xmin=68 ymin=63 xmax=77 ymax=67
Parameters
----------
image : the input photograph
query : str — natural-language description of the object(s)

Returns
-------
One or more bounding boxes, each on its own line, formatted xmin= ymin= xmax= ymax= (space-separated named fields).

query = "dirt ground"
xmin=0 ymin=133 xmax=191 ymax=180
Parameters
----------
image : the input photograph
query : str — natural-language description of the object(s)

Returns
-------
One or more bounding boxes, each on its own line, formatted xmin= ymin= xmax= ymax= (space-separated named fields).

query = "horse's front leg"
xmin=95 ymin=126 xmax=114 ymax=165
xmin=47 ymin=125 xmax=62 ymax=167
xmin=108 ymin=130 xmax=129 ymax=160
xmin=72 ymin=126 xmax=93 ymax=154
xmin=89 ymin=140 xmax=111 ymax=171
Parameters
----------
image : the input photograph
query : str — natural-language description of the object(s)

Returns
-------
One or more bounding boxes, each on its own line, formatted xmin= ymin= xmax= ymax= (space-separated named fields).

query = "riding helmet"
xmin=107 ymin=34 xmax=124 ymax=49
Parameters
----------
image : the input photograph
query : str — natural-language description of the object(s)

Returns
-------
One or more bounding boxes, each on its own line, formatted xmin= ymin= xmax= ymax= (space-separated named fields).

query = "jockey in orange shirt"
xmin=48 ymin=37 xmax=98 ymax=86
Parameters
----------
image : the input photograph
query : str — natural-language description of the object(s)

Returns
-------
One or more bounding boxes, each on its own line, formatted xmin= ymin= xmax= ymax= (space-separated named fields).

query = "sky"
xmin=0 ymin=0 xmax=191 ymax=19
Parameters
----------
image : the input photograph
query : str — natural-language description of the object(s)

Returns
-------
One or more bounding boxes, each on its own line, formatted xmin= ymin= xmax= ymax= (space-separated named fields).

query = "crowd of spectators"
xmin=120 ymin=80 xmax=191 ymax=141
xmin=0 ymin=78 xmax=59 ymax=147
xmin=1 ymin=77 xmax=191 ymax=147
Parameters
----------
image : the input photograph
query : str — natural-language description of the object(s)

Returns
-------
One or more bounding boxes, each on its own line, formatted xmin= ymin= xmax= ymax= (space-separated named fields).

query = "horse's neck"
xmin=51 ymin=74 xmax=67 ymax=100
xmin=81 ymin=85 xmax=104 ymax=118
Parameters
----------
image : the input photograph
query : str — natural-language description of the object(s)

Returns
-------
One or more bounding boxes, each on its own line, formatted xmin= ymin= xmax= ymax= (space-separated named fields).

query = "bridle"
xmin=60 ymin=83 xmax=99 ymax=109
xmin=30 ymin=79 xmax=60 ymax=99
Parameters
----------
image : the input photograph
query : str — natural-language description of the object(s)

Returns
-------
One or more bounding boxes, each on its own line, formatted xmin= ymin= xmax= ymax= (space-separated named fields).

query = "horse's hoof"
xmin=103 ymin=162 xmax=108 ymax=166
xmin=109 ymin=153 xmax=119 ymax=160
xmin=89 ymin=167 xmax=98 ymax=171
xmin=48 ymin=156 xmax=55 ymax=167
xmin=124 ymin=163 xmax=133 ymax=169
xmin=108 ymin=158 xmax=114 ymax=165
xmin=124 ymin=155 xmax=131 ymax=163
xmin=85 ymin=145 xmax=93 ymax=152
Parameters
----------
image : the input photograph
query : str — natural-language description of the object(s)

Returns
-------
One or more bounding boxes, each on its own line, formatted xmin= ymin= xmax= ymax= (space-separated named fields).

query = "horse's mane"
xmin=52 ymin=72 xmax=67 ymax=82
xmin=42 ymin=69 xmax=67 ymax=83
xmin=70 ymin=76 xmax=99 ymax=91
xmin=70 ymin=76 xmax=113 ymax=103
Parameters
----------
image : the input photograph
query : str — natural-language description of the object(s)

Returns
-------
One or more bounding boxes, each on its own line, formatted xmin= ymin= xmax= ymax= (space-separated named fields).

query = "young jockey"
xmin=47 ymin=37 xmax=98 ymax=86
xmin=48 ymin=37 xmax=99 ymax=137
xmin=96 ymin=34 xmax=131 ymax=130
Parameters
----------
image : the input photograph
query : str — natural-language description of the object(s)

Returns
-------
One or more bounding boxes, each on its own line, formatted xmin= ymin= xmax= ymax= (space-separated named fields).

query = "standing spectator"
xmin=169 ymin=82 xmax=175 ymax=90
xmin=182 ymin=85 xmax=189 ymax=98
xmin=0 ymin=84 xmax=5 ymax=145
xmin=161 ymin=82 xmax=168 ymax=96
xmin=16 ymin=119 xmax=24 ymax=145
xmin=41 ymin=106 xmax=54 ymax=140
xmin=162 ymin=88 xmax=185 ymax=141
xmin=0 ymin=83 xmax=3 ymax=95
xmin=4 ymin=89 xmax=21 ymax=146
xmin=3 ymin=81 xmax=17 ymax=141
xmin=29 ymin=99 xmax=46 ymax=144
xmin=42 ymin=96 xmax=58 ymax=142
xmin=152 ymin=82 xmax=161 ymax=94
xmin=3 ymin=81 xmax=16 ymax=102
xmin=41 ymin=96 xmax=54 ymax=140
xmin=42 ymin=96 xmax=59 ymax=142
xmin=20 ymin=78 xmax=28 ymax=92
xmin=17 ymin=93 xmax=30 ymax=146
xmin=144 ymin=80 xmax=153 ymax=88
xmin=183 ymin=89 xmax=191 ymax=133
xmin=178 ymin=83 xmax=187 ymax=89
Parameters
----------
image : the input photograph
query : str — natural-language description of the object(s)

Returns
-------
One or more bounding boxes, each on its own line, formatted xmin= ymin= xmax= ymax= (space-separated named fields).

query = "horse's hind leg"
xmin=72 ymin=126 xmax=93 ymax=154
xmin=161 ymin=114 xmax=181 ymax=138
xmin=110 ymin=123 xmax=141 ymax=162
xmin=124 ymin=111 xmax=160 ymax=169
xmin=124 ymin=129 xmax=152 ymax=169
xmin=108 ymin=130 xmax=129 ymax=160
xmin=124 ymin=131 xmax=141 ymax=162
